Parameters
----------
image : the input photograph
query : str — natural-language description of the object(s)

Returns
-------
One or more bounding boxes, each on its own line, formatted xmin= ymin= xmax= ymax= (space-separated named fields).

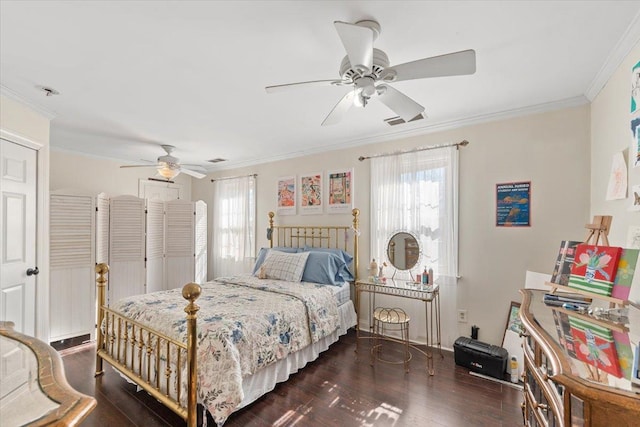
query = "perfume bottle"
xmin=422 ymin=266 xmax=428 ymax=284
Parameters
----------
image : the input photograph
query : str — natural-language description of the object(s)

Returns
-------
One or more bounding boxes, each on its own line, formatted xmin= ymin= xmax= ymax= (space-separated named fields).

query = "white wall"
xmin=591 ymin=41 xmax=640 ymax=303
xmin=1 ymin=94 xmax=51 ymax=341
xmin=50 ymin=150 xmax=192 ymax=198
xmin=193 ymin=104 xmax=591 ymax=348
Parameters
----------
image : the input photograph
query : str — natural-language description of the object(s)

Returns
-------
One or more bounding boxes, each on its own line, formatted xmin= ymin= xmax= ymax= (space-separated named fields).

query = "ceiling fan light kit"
xmin=266 ymin=19 xmax=476 ymax=126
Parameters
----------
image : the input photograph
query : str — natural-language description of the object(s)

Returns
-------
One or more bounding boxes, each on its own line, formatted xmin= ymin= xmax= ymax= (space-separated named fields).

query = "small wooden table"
xmin=355 ymin=280 xmax=442 ymax=375
xmin=0 ymin=321 xmax=96 ymax=426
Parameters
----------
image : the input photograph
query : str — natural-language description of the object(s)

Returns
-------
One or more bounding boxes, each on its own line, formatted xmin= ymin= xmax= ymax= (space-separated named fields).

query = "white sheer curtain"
xmin=371 ymin=146 xmax=458 ymax=281
xmin=212 ymin=175 xmax=256 ymax=278
xmin=370 ymin=146 xmax=459 ymax=347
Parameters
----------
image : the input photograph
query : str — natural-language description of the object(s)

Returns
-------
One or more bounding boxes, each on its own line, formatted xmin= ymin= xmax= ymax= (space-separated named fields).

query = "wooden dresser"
xmin=519 ymin=289 xmax=640 ymax=426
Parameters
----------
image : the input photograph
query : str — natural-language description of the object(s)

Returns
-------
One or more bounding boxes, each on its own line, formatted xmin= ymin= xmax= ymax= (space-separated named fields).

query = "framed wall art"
xmin=276 ymin=176 xmax=296 ymax=216
xmin=326 ymin=168 xmax=353 ymax=214
xmin=300 ymin=172 xmax=323 ymax=214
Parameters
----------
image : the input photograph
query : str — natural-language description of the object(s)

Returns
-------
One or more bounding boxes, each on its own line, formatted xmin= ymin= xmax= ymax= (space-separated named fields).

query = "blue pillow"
xmin=252 ymin=247 xmax=300 ymax=274
xmin=302 ymin=246 xmax=353 ymax=266
xmin=301 ymin=251 xmax=354 ymax=285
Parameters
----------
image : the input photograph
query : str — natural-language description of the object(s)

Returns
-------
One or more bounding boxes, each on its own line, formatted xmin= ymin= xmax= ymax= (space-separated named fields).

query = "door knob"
xmin=26 ymin=267 xmax=39 ymax=276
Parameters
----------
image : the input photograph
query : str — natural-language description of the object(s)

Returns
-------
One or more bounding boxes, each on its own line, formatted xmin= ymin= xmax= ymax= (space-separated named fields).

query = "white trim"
xmin=0 ymin=129 xmax=44 ymax=150
xmin=585 ymin=10 xmax=640 ymax=101
xmin=0 ymin=85 xmax=57 ymax=120
xmin=208 ymin=95 xmax=590 ymax=171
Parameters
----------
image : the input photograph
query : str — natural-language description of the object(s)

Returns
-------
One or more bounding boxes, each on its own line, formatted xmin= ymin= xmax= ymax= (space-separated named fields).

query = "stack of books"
xmin=543 ymin=292 xmax=592 ymax=308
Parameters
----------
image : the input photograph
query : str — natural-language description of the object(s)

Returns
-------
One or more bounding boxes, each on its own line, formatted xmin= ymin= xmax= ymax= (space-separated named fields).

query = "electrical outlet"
xmin=457 ymin=309 xmax=468 ymax=323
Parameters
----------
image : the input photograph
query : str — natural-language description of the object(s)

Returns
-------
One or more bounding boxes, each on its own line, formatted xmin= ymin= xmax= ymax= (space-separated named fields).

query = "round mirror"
xmin=386 ymin=232 xmax=420 ymax=271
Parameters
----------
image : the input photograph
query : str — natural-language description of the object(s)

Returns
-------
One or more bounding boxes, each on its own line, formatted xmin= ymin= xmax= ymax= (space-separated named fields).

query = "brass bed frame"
xmin=94 ymin=209 xmax=360 ymax=426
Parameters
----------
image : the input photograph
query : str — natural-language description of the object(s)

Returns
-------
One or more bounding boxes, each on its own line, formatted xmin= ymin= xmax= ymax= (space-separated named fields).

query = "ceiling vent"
xmin=384 ymin=113 xmax=425 ymax=126
xmin=207 ymin=158 xmax=226 ymax=163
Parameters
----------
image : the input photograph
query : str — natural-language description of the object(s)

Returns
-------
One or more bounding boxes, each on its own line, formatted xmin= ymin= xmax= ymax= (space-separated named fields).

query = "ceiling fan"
xmin=119 ymin=145 xmax=206 ymax=180
xmin=266 ymin=20 xmax=476 ymax=126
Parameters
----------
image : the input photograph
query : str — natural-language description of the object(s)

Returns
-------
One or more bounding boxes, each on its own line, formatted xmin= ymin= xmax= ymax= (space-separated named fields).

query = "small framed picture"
xmin=503 ymin=301 xmax=523 ymax=342
xmin=277 ymin=176 xmax=296 ymax=216
xmin=300 ymin=172 xmax=323 ymax=215
xmin=326 ymin=168 xmax=353 ymax=214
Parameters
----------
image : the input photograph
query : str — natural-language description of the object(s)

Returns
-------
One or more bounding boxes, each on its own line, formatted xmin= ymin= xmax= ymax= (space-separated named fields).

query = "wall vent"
xmin=207 ymin=158 xmax=226 ymax=163
xmin=383 ymin=113 xmax=425 ymax=126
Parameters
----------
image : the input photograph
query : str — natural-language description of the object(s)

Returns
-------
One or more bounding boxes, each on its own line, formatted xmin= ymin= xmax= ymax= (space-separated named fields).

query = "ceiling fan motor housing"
xmin=339 ymin=48 xmax=389 ymax=82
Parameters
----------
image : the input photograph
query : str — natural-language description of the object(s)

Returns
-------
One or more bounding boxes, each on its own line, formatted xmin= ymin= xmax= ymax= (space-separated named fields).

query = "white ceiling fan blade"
xmin=321 ymin=90 xmax=355 ymax=126
xmin=266 ymin=79 xmax=345 ymax=93
xmin=390 ymin=49 xmax=476 ymax=82
xmin=120 ymin=164 xmax=159 ymax=169
xmin=334 ymin=21 xmax=374 ymax=71
xmin=377 ymin=84 xmax=425 ymax=122
xmin=180 ymin=168 xmax=206 ymax=179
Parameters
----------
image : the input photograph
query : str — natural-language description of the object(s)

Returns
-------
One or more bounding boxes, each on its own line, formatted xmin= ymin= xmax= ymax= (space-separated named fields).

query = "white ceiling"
xmin=2 ymin=1 xmax=640 ymax=172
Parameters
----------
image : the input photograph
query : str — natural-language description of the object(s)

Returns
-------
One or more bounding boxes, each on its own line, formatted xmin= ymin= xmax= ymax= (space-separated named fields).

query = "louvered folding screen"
xmin=195 ymin=201 xmax=207 ymax=284
xmin=165 ymin=200 xmax=195 ymax=290
xmin=146 ymin=199 xmax=165 ymax=293
xmin=49 ymin=192 xmax=96 ymax=341
xmin=108 ymin=195 xmax=146 ymax=304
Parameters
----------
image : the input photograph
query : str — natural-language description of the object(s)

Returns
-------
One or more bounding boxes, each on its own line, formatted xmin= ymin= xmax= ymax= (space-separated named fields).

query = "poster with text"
xmin=327 ymin=169 xmax=353 ymax=214
xmin=277 ymin=176 xmax=296 ymax=215
xmin=632 ymin=116 xmax=640 ymax=168
xmin=300 ymin=172 xmax=323 ymax=214
xmin=496 ymin=181 xmax=531 ymax=227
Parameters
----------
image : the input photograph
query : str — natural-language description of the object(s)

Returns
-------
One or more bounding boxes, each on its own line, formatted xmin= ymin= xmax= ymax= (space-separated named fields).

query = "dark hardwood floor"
xmin=61 ymin=330 xmax=523 ymax=426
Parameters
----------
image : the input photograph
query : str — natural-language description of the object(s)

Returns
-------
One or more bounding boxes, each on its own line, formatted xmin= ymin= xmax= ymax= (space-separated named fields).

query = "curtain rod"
xmin=211 ymin=173 xmax=257 ymax=183
xmin=358 ymin=140 xmax=469 ymax=161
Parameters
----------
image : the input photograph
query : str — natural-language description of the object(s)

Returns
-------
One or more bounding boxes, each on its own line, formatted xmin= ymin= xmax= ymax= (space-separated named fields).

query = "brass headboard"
xmin=267 ymin=208 xmax=360 ymax=281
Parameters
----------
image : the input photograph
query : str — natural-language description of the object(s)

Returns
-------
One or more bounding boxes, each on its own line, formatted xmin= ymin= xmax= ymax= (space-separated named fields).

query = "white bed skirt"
xmin=237 ymin=300 xmax=356 ymax=409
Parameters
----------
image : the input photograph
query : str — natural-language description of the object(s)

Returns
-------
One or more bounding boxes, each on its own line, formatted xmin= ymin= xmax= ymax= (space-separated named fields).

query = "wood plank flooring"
xmin=61 ymin=330 xmax=523 ymax=426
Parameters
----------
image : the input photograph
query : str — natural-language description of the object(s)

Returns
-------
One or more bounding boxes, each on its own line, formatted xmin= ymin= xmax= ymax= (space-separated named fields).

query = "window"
xmin=212 ymin=175 xmax=256 ymax=277
xmin=370 ymin=146 xmax=458 ymax=285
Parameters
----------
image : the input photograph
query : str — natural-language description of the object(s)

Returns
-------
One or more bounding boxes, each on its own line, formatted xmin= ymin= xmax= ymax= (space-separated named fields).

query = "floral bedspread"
xmin=110 ymin=275 xmax=339 ymax=425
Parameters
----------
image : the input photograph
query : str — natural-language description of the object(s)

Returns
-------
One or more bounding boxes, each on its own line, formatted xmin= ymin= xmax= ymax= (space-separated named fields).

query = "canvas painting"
xmin=568 ymin=244 xmax=622 ymax=297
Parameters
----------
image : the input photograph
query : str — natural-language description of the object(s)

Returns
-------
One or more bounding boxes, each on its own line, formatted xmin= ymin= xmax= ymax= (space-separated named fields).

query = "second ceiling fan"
xmin=266 ymin=20 xmax=476 ymax=126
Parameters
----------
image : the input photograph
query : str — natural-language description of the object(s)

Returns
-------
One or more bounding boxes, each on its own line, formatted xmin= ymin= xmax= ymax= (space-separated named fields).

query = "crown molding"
xmin=585 ymin=10 xmax=640 ymax=101
xmin=210 ymin=95 xmax=590 ymax=172
xmin=1 ymin=85 xmax=57 ymax=119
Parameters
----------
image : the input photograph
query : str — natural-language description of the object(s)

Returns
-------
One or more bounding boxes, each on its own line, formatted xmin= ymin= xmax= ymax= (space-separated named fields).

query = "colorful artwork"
xmin=300 ymin=172 xmax=322 ymax=214
xmin=611 ymin=248 xmax=639 ymax=300
xmin=568 ymin=244 xmax=622 ymax=297
xmin=277 ymin=176 xmax=296 ymax=215
xmin=496 ymin=181 xmax=530 ymax=227
xmin=327 ymin=169 xmax=353 ymax=214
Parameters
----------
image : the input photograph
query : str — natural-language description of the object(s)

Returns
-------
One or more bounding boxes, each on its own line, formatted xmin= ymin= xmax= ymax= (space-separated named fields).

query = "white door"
xmin=0 ymin=139 xmax=37 ymax=335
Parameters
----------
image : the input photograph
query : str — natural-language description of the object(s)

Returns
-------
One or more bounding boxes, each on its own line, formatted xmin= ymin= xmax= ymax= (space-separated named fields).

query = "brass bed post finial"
xmin=182 ymin=283 xmax=202 ymax=427
xmin=352 ymin=208 xmax=360 ymax=281
xmin=268 ymin=211 xmax=275 ymax=248
xmin=95 ymin=263 xmax=109 ymax=377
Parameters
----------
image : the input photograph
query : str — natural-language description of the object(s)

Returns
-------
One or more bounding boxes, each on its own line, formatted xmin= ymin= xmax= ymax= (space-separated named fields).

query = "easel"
xmin=546 ymin=215 xmax=627 ymax=307
xmin=583 ymin=215 xmax=612 ymax=246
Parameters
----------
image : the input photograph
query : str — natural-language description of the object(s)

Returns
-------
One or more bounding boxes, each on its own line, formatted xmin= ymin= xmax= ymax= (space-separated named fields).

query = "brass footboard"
xmin=94 ymin=264 xmax=201 ymax=427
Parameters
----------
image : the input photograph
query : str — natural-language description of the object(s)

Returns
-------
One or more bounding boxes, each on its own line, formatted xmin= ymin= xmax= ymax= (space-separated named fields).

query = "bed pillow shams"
xmin=258 ymin=251 xmax=310 ymax=282
xmin=252 ymin=247 xmax=300 ymax=274
xmin=301 ymin=251 xmax=353 ymax=285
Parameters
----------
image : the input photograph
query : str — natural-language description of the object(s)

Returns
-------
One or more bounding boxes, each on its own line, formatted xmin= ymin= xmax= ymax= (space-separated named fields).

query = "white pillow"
xmin=258 ymin=251 xmax=310 ymax=282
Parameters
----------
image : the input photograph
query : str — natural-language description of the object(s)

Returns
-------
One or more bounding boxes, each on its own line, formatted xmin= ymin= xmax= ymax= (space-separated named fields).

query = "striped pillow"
xmin=258 ymin=251 xmax=310 ymax=282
